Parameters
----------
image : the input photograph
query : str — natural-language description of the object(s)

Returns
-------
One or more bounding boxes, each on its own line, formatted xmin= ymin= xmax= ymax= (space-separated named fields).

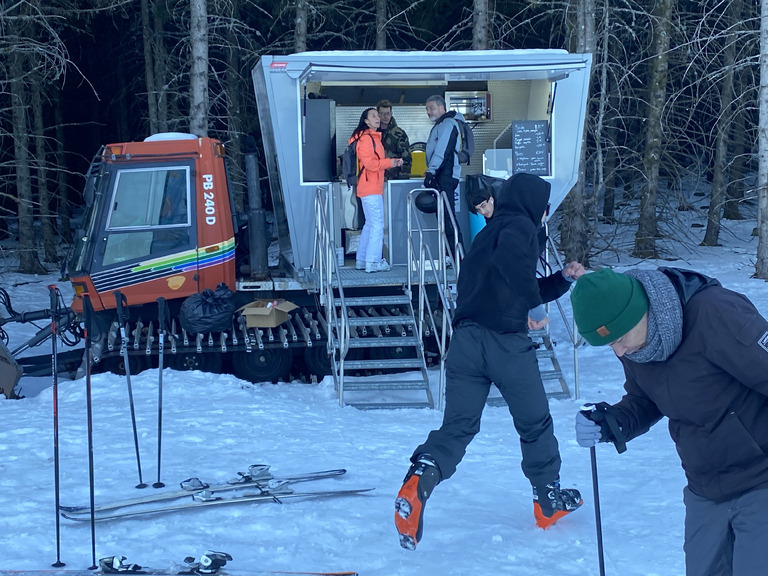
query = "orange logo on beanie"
xmin=597 ymin=326 xmax=610 ymax=337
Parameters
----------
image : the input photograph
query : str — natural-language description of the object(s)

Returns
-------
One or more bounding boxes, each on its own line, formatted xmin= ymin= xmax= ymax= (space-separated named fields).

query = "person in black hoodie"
xmin=571 ymin=267 xmax=768 ymax=575
xmin=394 ymin=173 xmax=585 ymax=551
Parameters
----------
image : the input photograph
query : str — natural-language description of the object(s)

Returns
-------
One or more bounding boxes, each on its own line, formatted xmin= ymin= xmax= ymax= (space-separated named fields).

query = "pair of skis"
xmin=0 ymin=550 xmax=357 ymax=576
xmin=60 ymin=466 xmax=373 ymax=522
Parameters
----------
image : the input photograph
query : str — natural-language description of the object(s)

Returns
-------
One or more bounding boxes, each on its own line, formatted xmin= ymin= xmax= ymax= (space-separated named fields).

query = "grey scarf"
xmin=623 ymin=269 xmax=683 ymax=363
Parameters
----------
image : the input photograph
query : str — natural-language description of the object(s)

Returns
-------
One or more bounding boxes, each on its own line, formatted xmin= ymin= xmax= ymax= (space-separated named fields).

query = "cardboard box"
xmin=238 ymin=299 xmax=298 ymax=328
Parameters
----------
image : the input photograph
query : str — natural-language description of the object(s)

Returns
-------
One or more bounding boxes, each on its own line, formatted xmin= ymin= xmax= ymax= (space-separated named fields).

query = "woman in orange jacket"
xmin=350 ymin=108 xmax=404 ymax=273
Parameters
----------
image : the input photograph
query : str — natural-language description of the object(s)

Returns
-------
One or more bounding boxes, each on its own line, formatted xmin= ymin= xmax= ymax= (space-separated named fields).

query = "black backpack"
xmin=341 ymin=133 xmax=377 ymax=188
xmin=454 ymin=117 xmax=475 ymax=165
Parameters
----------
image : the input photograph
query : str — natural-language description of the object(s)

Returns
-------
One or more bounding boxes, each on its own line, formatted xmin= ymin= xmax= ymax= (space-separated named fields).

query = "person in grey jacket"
xmin=423 ymin=95 xmax=465 ymax=257
xmin=570 ymin=266 xmax=768 ymax=576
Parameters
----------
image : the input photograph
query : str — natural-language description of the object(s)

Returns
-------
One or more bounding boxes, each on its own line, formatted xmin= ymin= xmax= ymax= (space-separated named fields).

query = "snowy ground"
xmin=1 ymin=198 xmax=766 ymax=575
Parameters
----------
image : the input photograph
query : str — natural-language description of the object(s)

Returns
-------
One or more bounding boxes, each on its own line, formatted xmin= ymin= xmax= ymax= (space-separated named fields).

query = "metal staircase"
xmin=312 ymin=186 xmax=463 ymax=409
xmin=485 ymin=327 xmax=570 ymax=406
xmin=330 ymin=293 xmax=433 ymax=409
xmin=313 ymin=185 xmax=573 ymax=410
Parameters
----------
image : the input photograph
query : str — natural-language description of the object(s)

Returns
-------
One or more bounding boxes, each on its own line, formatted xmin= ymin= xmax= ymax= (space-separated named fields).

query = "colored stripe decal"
xmin=90 ymin=240 xmax=235 ymax=293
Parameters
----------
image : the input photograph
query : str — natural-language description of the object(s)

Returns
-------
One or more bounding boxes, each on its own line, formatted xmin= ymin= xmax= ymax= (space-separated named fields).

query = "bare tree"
xmin=295 ymin=0 xmax=308 ymax=52
xmin=702 ymin=0 xmax=740 ymax=246
xmin=633 ymin=0 xmax=675 ymax=259
xmin=757 ymin=0 xmax=768 ymax=278
xmin=724 ymin=97 xmax=747 ymax=221
xmin=473 ymin=0 xmax=489 ymax=50
xmin=376 ymin=0 xmax=387 ymax=49
xmin=189 ymin=0 xmax=209 ymax=137
xmin=141 ymin=0 xmax=161 ymax=134
xmin=558 ymin=0 xmax=596 ymax=266
xmin=30 ymin=76 xmax=57 ymax=263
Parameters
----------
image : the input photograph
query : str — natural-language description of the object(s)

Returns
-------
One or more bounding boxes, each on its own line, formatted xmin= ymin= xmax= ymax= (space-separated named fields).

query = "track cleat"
xmin=533 ymin=480 xmax=583 ymax=529
xmin=394 ymin=455 xmax=440 ymax=550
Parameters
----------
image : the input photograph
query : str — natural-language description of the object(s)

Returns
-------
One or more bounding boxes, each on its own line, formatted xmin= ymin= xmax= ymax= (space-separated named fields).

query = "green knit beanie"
xmin=570 ymin=268 xmax=649 ymax=346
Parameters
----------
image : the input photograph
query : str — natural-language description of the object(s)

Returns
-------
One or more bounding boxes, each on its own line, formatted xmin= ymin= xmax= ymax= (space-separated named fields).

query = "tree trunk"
xmin=757 ymin=0 xmax=768 ymax=279
xmin=473 ymin=0 xmax=489 ymax=50
xmin=724 ymin=107 xmax=746 ymax=221
xmin=10 ymin=50 xmax=45 ymax=274
xmin=633 ymin=0 xmax=674 ymax=259
xmin=189 ymin=0 xmax=209 ymax=137
xmin=53 ymin=87 xmax=71 ymax=243
xmin=225 ymin=0 xmax=245 ymax=214
xmin=725 ymin=66 xmax=747 ymax=221
xmin=295 ymin=1 xmax=308 ymax=53
xmin=154 ymin=0 xmax=169 ymax=132
xmin=596 ymin=0 xmax=614 ymax=224
xmin=142 ymin=0 xmax=159 ymax=135
xmin=558 ymin=0 xmax=596 ymax=266
xmin=30 ymin=76 xmax=57 ymax=264
xmin=702 ymin=0 xmax=739 ymax=246
xmin=376 ymin=0 xmax=387 ymax=50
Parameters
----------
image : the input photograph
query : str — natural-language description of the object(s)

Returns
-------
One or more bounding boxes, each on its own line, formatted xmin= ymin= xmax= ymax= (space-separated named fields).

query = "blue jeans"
xmin=357 ymin=194 xmax=384 ymax=264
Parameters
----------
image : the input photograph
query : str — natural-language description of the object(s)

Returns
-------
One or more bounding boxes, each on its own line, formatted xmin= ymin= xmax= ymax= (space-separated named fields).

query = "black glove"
xmin=423 ymin=172 xmax=438 ymax=190
xmin=577 ymin=402 xmax=627 ymax=454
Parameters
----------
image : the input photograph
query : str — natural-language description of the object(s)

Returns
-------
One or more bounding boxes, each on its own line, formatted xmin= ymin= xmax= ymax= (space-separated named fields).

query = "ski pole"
xmin=590 ymin=445 xmax=606 ymax=576
xmin=82 ymin=293 xmax=98 ymax=570
xmin=114 ymin=290 xmax=147 ymax=488
xmin=48 ymin=285 xmax=65 ymax=568
xmin=153 ymin=297 xmax=166 ymax=489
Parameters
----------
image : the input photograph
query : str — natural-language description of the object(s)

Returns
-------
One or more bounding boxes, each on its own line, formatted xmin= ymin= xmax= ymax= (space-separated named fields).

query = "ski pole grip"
xmin=580 ymin=402 xmax=627 ymax=454
xmin=48 ymin=285 xmax=58 ymax=322
xmin=83 ymin=293 xmax=92 ymax=353
xmin=157 ymin=297 xmax=166 ymax=333
xmin=114 ymin=290 xmax=129 ymax=323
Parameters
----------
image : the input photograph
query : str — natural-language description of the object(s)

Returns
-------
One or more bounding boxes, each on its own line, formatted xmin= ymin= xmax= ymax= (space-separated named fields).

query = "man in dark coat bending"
xmin=394 ymin=173 xmax=585 ymax=550
xmin=572 ymin=267 xmax=768 ymax=575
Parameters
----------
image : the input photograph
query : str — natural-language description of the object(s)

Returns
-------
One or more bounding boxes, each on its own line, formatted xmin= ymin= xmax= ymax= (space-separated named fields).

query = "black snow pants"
xmin=412 ymin=320 xmax=561 ymax=487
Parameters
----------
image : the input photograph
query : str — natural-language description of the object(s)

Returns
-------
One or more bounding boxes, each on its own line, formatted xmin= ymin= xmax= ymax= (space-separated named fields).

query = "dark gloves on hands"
xmin=423 ymin=172 xmax=437 ymax=190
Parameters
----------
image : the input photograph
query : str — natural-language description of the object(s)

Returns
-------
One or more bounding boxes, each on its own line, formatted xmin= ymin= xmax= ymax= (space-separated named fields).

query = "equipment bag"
xmin=179 ymin=283 xmax=235 ymax=334
xmin=341 ymin=134 xmax=377 ymax=188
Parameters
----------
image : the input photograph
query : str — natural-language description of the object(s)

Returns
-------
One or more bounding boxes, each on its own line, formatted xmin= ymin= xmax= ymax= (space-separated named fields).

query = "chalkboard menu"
xmin=511 ymin=120 xmax=549 ymax=176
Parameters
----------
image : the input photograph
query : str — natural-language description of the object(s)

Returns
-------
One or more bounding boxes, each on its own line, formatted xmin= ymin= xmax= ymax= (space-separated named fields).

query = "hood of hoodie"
xmin=494 ymin=173 xmax=551 ymax=227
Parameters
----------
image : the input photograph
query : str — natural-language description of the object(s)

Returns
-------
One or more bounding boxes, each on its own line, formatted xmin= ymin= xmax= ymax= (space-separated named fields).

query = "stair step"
xmin=347 ymin=315 xmax=414 ymax=327
xmin=341 ymin=379 xmax=429 ymax=391
xmin=347 ymin=336 xmax=421 ymax=348
xmin=346 ymin=401 xmax=434 ymax=410
xmin=535 ymin=349 xmax=555 ymax=359
xmin=342 ymin=358 xmax=424 ymax=370
xmin=540 ymin=370 xmax=564 ymax=381
xmin=335 ymin=295 xmax=411 ymax=307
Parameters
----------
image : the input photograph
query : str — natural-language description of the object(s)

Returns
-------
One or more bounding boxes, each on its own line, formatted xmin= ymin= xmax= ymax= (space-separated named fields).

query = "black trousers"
xmin=412 ymin=321 xmax=561 ymax=488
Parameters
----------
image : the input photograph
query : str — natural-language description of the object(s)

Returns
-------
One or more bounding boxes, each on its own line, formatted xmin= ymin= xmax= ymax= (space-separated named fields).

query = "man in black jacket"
xmin=394 ymin=173 xmax=585 ymax=551
xmin=571 ymin=267 xmax=768 ymax=575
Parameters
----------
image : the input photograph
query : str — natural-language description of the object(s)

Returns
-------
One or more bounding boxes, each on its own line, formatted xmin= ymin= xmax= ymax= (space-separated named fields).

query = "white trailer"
xmin=252 ymin=50 xmax=592 ymax=275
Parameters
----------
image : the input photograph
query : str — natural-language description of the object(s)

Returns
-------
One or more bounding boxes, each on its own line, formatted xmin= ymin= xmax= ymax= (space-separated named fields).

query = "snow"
xmin=1 ymin=200 xmax=767 ymax=575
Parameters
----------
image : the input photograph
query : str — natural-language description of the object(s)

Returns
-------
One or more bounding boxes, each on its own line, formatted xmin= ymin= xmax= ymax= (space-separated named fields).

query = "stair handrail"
xmin=312 ymin=186 xmax=351 ymax=404
xmin=540 ymin=225 xmax=580 ymax=397
xmin=405 ymin=188 xmax=464 ymax=409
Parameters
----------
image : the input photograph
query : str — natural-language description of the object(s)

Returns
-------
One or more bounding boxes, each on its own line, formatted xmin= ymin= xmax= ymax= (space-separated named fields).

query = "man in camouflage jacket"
xmin=377 ymin=99 xmax=412 ymax=180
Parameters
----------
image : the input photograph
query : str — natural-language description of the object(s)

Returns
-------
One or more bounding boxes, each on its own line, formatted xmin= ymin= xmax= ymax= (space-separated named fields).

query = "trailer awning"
xmin=295 ymin=61 xmax=587 ymax=84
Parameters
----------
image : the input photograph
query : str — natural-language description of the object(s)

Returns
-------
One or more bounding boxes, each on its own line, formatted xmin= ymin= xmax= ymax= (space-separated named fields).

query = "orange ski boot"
xmin=394 ymin=455 xmax=441 ymax=550
xmin=533 ymin=480 xmax=583 ymax=529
